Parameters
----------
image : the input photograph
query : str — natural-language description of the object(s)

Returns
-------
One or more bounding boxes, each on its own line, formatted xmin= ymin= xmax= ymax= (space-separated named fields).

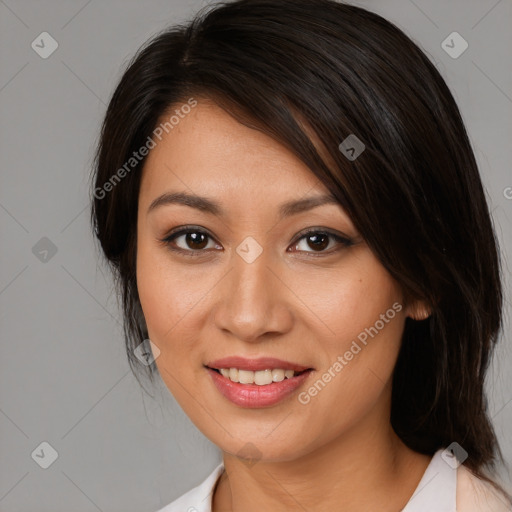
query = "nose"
xmin=212 ymin=243 xmax=293 ymax=343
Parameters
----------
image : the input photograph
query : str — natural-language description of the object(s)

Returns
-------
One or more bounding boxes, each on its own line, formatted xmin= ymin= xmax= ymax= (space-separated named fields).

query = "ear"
xmin=405 ymin=299 xmax=432 ymax=321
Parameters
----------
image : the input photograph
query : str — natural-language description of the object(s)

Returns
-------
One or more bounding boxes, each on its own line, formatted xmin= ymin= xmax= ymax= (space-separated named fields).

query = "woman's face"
xmin=136 ymin=99 xmax=417 ymax=462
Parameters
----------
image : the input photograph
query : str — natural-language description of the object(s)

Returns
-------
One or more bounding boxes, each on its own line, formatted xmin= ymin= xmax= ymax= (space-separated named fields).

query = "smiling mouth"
xmin=205 ymin=366 xmax=312 ymax=386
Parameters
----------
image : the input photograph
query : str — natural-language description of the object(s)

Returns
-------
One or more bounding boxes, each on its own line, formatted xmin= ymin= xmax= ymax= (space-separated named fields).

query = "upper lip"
xmin=205 ymin=357 xmax=313 ymax=372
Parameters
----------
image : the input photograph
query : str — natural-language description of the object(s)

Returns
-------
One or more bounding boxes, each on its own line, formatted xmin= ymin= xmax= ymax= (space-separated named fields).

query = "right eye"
xmin=159 ymin=226 xmax=223 ymax=257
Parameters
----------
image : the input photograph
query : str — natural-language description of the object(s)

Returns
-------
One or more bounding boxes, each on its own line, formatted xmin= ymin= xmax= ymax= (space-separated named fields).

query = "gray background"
xmin=0 ymin=0 xmax=511 ymax=511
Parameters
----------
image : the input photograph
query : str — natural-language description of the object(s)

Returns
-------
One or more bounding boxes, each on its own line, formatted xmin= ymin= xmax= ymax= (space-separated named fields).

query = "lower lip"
xmin=206 ymin=367 xmax=312 ymax=408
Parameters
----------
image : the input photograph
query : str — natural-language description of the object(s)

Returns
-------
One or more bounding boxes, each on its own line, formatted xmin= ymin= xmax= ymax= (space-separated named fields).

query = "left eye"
xmin=291 ymin=230 xmax=352 ymax=254
xmin=160 ymin=227 xmax=352 ymax=257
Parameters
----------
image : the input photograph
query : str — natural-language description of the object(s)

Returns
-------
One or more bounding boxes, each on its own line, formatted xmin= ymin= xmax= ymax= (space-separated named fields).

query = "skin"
xmin=136 ymin=98 xmax=432 ymax=511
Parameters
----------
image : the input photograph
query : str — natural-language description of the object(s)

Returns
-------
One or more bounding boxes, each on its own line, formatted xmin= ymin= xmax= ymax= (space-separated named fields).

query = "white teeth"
xmin=284 ymin=369 xmax=294 ymax=379
xmin=254 ymin=369 xmax=273 ymax=385
xmin=272 ymin=369 xmax=285 ymax=382
xmin=238 ymin=370 xmax=254 ymax=384
xmin=216 ymin=367 xmax=303 ymax=385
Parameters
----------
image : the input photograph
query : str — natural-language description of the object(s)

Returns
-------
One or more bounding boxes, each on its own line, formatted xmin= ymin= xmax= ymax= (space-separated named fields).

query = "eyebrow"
xmin=147 ymin=191 xmax=341 ymax=219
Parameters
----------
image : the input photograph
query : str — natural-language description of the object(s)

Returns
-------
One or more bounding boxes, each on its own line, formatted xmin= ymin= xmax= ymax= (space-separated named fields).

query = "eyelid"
xmin=159 ymin=225 xmax=354 ymax=257
xmin=291 ymin=226 xmax=353 ymax=246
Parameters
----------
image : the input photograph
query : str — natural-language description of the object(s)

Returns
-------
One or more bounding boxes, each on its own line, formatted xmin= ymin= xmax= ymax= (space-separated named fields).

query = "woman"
xmin=90 ymin=0 xmax=511 ymax=510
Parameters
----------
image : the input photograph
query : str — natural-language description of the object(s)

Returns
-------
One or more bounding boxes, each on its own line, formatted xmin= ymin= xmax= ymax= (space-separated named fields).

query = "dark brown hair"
xmin=89 ymin=0 xmax=508 ymax=495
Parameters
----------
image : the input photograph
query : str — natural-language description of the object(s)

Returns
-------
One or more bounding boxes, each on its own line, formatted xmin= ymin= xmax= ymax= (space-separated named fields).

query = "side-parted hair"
xmin=90 ymin=0 xmax=507 ymax=492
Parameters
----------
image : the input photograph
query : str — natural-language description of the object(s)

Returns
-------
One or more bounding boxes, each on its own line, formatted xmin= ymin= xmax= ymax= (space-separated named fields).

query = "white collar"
xmin=402 ymin=449 xmax=456 ymax=512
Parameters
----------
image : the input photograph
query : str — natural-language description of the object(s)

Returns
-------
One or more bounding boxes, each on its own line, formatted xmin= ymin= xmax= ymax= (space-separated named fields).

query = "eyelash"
xmin=158 ymin=225 xmax=354 ymax=258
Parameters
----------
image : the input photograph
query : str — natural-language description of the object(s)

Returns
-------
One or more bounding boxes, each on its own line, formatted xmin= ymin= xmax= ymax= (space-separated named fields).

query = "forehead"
xmin=138 ymin=99 xmax=328 ymax=204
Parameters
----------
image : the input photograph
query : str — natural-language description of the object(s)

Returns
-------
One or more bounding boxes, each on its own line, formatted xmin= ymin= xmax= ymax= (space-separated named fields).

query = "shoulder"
xmin=456 ymin=464 xmax=512 ymax=512
xmin=154 ymin=463 xmax=224 ymax=512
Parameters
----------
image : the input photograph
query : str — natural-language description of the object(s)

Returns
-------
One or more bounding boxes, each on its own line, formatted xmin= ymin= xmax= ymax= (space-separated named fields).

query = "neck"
xmin=212 ymin=406 xmax=430 ymax=512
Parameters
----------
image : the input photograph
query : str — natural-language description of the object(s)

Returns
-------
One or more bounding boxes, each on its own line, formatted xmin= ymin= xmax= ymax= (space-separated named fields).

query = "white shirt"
xmin=155 ymin=449 xmax=511 ymax=512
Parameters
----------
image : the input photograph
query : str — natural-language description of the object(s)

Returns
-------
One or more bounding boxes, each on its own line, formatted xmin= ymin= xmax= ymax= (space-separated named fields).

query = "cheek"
xmin=135 ymin=234 xmax=219 ymax=406
xmin=136 ymin=250 xmax=200 ymax=412
xmin=293 ymin=319 xmax=404 ymax=457
xmin=136 ymin=232 xmax=205 ymax=338
xmin=290 ymin=249 xmax=404 ymax=356
xmin=293 ymin=253 xmax=405 ymax=429
xmin=136 ymin=237 xmax=194 ymax=369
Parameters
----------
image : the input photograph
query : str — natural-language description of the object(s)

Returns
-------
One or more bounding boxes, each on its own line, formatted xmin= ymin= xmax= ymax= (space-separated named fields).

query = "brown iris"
xmin=185 ymin=232 xmax=209 ymax=250
xmin=305 ymin=233 xmax=329 ymax=251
